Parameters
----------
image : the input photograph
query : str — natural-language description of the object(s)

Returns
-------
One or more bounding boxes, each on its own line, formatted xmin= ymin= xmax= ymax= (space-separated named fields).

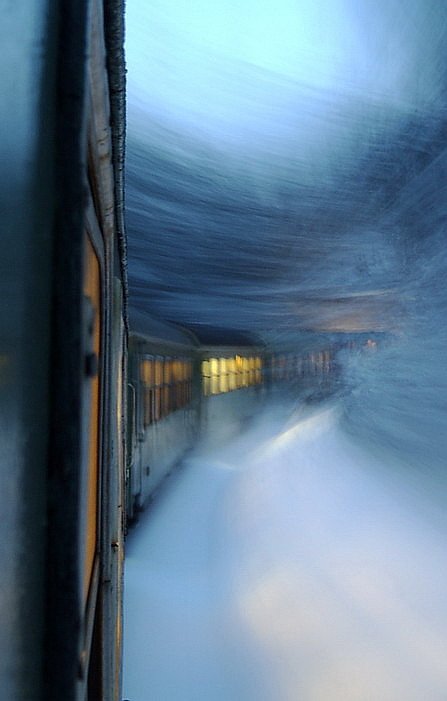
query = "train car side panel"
xmin=126 ymin=318 xmax=200 ymax=520
xmin=0 ymin=3 xmax=58 ymax=699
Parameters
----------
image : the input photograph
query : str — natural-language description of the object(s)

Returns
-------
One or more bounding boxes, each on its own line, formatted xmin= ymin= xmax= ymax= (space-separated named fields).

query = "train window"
xmin=182 ymin=359 xmax=189 ymax=407
xmin=234 ymin=355 xmax=242 ymax=388
xmin=154 ymin=359 xmax=163 ymax=386
xmin=185 ymin=360 xmax=190 ymax=405
xmin=227 ymin=357 xmax=236 ymax=391
xmin=82 ymin=235 xmax=101 ymax=608
xmin=248 ymin=357 xmax=255 ymax=384
xmin=219 ymin=357 xmax=229 ymax=393
xmin=161 ymin=358 xmax=169 ymax=417
xmin=241 ymin=357 xmax=247 ymax=387
xmin=176 ymin=360 xmax=180 ymax=408
xmin=171 ymin=360 xmax=178 ymax=409
xmin=202 ymin=359 xmax=211 ymax=397
xmin=210 ymin=358 xmax=219 ymax=395
xmin=200 ymin=354 xmax=264 ymax=396
xmin=243 ymin=357 xmax=250 ymax=387
xmin=163 ymin=358 xmax=171 ymax=384
xmin=140 ymin=356 xmax=154 ymax=428
xmin=175 ymin=360 xmax=181 ymax=409
xmin=178 ymin=362 xmax=181 ymax=409
xmin=187 ymin=360 xmax=192 ymax=403
xmin=140 ymin=357 xmax=153 ymax=385
xmin=153 ymin=358 xmax=162 ymax=421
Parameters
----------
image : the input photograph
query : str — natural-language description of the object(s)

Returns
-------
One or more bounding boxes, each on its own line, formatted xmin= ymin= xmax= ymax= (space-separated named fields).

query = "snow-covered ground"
xmin=123 ymin=402 xmax=447 ymax=701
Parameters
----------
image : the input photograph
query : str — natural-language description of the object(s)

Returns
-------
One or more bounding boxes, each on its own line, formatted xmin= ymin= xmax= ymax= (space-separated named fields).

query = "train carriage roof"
xmin=129 ymin=306 xmax=200 ymax=347
xmin=128 ymin=310 xmax=265 ymax=353
xmin=184 ymin=324 xmax=263 ymax=347
xmin=104 ymin=0 xmax=128 ymax=326
xmin=184 ymin=325 xmax=265 ymax=357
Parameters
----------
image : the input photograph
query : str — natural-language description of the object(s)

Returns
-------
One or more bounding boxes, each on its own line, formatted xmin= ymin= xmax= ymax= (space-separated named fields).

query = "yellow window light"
xmin=216 ymin=358 xmax=227 ymax=393
xmin=164 ymin=359 xmax=171 ymax=384
xmin=210 ymin=375 xmax=219 ymax=395
xmin=154 ymin=359 xmax=163 ymax=386
xmin=140 ymin=358 xmax=153 ymax=386
xmin=202 ymin=359 xmax=210 ymax=377
xmin=226 ymin=357 xmax=235 ymax=374
xmin=219 ymin=373 xmax=229 ymax=393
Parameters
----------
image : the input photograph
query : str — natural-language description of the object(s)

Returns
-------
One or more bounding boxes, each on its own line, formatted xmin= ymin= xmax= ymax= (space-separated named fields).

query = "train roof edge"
xmin=182 ymin=323 xmax=265 ymax=350
xmin=104 ymin=0 xmax=128 ymax=329
xmin=128 ymin=310 xmax=266 ymax=352
xmin=128 ymin=307 xmax=201 ymax=347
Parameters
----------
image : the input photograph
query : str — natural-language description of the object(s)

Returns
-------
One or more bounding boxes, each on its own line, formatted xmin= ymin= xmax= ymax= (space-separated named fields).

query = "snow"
xmin=123 ymin=402 xmax=447 ymax=700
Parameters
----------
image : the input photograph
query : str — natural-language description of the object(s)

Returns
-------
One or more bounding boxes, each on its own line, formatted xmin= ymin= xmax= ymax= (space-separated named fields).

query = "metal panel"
xmin=0 ymin=2 xmax=57 ymax=699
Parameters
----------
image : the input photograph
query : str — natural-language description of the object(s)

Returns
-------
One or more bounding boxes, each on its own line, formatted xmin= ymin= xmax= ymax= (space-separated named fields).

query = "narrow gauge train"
xmin=126 ymin=310 xmax=200 ymax=522
xmin=1 ymin=1 xmax=126 ymax=700
xmin=126 ymin=317 xmax=265 ymax=522
xmin=125 ymin=320 xmax=339 ymax=525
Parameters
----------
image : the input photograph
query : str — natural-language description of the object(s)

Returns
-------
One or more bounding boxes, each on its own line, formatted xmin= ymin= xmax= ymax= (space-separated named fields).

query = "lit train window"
xmin=202 ymin=359 xmax=211 ymax=397
xmin=154 ymin=359 xmax=163 ymax=386
xmin=163 ymin=358 xmax=171 ymax=384
xmin=201 ymin=354 xmax=263 ymax=396
xmin=181 ymin=360 xmax=186 ymax=408
xmin=235 ymin=355 xmax=243 ymax=388
xmin=171 ymin=359 xmax=180 ymax=409
xmin=82 ymin=235 xmax=101 ymax=609
xmin=244 ymin=357 xmax=248 ymax=384
xmin=140 ymin=356 xmax=154 ymax=427
xmin=247 ymin=357 xmax=253 ymax=384
xmin=187 ymin=360 xmax=192 ymax=403
xmin=140 ymin=356 xmax=194 ymax=417
xmin=219 ymin=357 xmax=229 ymax=393
xmin=160 ymin=358 xmax=169 ymax=418
xmin=210 ymin=358 xmax=219 ymax=395
xmin=140 ymin=357 xmax=153 ymax=384
xmin=153 ymin=358 xmax=162 ymax=422
xmin=227 ymin=357 xmax=237 ymax=391
xmin=176 ymin=359 xmax=183 ymax=408
xmin=172 ymin=359 xmax=180 ymax=382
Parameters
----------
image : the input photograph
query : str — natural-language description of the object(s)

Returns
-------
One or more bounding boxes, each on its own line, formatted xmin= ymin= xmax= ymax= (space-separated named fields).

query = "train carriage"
xmin=1 ymin=2 xmax=126 ymax=700
xmin=126 ymin=309 xmax=200 ymax=522
xmin=197 ymin=328 xmax=266 ymax=442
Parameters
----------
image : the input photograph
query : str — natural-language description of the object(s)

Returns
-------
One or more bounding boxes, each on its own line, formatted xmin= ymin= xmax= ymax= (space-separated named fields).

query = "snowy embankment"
xmin=123 ymin=402 xmax=447 ymax=701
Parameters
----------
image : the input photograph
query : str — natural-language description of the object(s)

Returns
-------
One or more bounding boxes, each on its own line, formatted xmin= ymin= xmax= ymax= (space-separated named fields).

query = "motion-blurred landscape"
xmin=126 ymin=0 xmax=447 ymax=474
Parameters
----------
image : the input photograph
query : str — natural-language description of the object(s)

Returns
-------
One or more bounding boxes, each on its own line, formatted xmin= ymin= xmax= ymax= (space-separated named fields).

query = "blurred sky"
xmin=125 ymin=0 xmax=444 ymax=140
xmin=124 ymin=0 xmax=447 ymax=337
